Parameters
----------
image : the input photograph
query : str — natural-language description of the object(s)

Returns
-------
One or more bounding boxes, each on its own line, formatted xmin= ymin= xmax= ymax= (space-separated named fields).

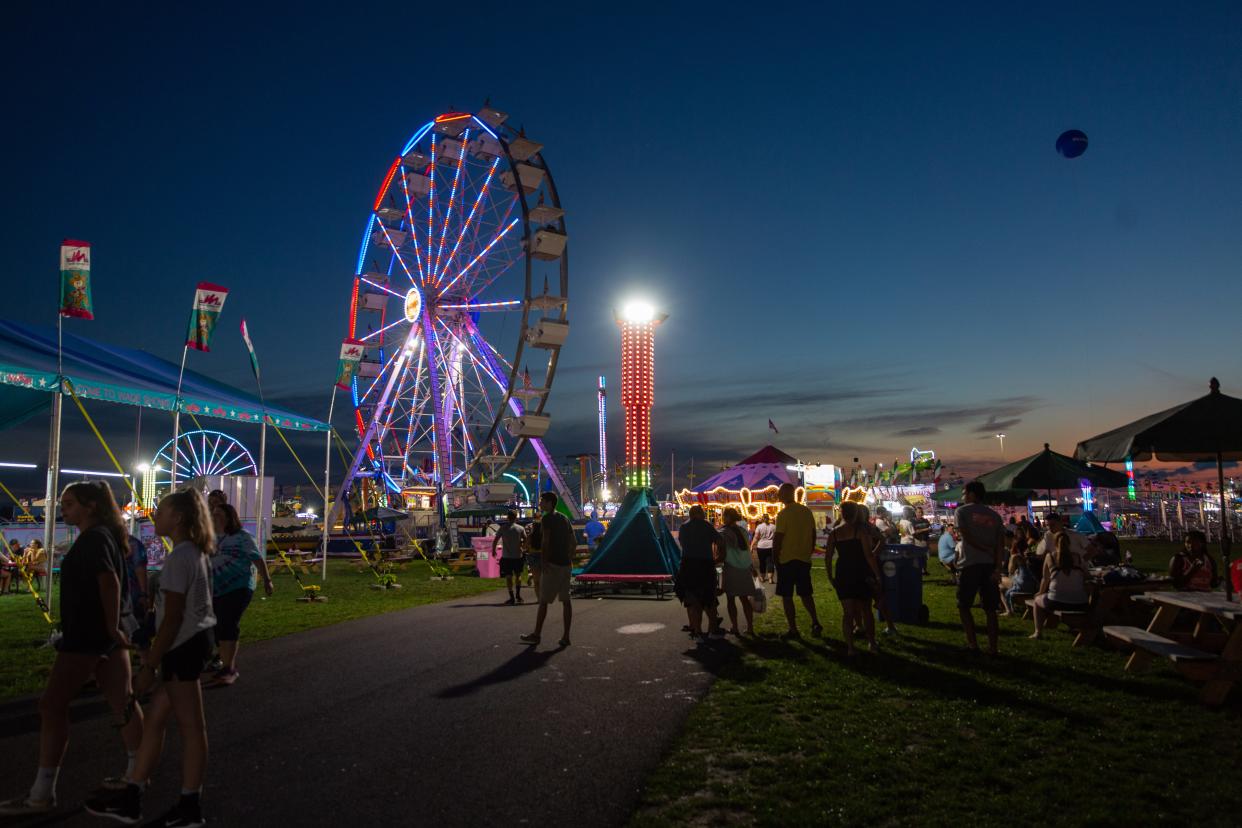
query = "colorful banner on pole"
xmin=335 ymin=339 xmax=364 ymax=389
xmin=59 ymin=239 xmax=93 ymax=319
xmin=240 ymin=318 xmax=260 ymax=384
xmin=185 ymin=282 xmax=229 ymax=352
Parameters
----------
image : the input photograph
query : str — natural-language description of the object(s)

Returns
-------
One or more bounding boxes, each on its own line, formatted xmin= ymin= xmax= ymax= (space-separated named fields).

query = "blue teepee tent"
xmin=577 ymin=488 xmax=680 ymax=577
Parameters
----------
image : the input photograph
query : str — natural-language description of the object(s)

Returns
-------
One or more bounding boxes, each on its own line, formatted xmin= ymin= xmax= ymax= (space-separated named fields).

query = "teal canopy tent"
xmin=578 ymin=489 xmax=681 ymax=577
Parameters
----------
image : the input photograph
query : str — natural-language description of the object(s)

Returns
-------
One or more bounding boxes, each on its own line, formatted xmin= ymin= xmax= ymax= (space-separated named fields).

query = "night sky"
xmin=3 ymin=3 xmax=1241 ymax=499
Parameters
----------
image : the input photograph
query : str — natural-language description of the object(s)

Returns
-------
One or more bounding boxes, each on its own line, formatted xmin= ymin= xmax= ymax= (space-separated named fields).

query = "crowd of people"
xmin=1 ymin=470 xmax=1231 ymax=823
xmin=0 ymin=484 xmax=272 ymax=826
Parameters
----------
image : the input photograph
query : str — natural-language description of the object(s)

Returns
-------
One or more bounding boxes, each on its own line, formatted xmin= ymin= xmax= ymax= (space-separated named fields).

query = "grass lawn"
xmin=0 ymin=560 xmax=504 ymax=703
xmin=634 ymin=539 xmax=1242 ymax=827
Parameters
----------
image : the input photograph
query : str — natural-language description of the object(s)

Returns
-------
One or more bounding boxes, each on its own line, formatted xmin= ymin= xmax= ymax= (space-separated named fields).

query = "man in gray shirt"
xmin=492 ymin=511 xmax=526 ymax=605
xmin=953 ymin=481 xmax=1005 ymax=655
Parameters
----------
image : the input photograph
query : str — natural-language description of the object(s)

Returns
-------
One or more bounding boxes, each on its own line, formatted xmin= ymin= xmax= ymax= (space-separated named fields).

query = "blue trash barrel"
xmin=878 ymin=544 xmax=928 ymax=624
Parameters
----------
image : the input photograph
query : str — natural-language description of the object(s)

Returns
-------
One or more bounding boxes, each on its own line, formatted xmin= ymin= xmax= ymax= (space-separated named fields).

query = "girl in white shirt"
xmin=87 ymin=488 xmax=216 ymax=826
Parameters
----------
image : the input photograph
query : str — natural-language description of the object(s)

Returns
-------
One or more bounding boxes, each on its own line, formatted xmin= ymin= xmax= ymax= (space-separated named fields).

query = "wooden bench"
xmin=1053 ymin=610 xmax=1095 ymax=647
xmin=1104 ymin=625 xmax=1217 ymax=674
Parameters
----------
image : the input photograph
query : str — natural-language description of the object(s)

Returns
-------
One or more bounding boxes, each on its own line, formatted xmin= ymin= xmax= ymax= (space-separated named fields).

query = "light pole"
xmin=996 ymin=433 xmax=1006 ymax=459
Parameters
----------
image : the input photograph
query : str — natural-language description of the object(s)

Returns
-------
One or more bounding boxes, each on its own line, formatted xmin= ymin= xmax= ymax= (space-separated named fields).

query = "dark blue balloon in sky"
xmin=1056 ymin=129 xmax=1088 ymax=158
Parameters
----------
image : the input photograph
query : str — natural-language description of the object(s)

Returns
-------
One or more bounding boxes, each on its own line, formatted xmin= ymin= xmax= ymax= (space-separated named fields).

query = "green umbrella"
xmin=931 ymin=485 xmax=1035 ymax=506
xmin=979 ymin=444 xmax=1129 ymax=491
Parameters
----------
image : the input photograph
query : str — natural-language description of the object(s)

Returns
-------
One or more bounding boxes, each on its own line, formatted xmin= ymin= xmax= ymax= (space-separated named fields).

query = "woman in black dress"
xmin=824 ymin=502 xmax=883 ymax=656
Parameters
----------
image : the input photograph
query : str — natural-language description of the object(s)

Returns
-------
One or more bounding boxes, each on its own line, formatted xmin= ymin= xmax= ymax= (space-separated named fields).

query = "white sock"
xmin=29 ymin=766 xmax=58 ymax=802
xmin=125 ymin=751 xmax=137 ymax=778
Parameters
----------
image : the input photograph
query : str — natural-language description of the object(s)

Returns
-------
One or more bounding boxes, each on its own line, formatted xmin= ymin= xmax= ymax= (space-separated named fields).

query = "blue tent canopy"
xmin=0 ymin=318 xmax=328 ymax=432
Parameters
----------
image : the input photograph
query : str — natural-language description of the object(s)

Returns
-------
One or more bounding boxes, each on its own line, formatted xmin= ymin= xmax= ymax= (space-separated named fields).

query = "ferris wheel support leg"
xmin=329 ymin=333 xmax=415 ymax=536
xmin=528 ymin=437 xmax=582 ymax=520
xmin=422 ymin=314 xmax=454 ymax=524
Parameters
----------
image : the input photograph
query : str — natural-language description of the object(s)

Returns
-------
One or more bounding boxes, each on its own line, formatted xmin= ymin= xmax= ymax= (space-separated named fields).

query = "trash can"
xmin=878 ymin=544 xmax=928 ymax=624
xmin=472 ymin=537 xmax=500 ymax=578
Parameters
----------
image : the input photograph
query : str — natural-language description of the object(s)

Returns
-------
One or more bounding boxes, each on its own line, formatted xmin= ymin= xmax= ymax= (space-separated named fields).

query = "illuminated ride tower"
xmin=616 ymin=302 xmax=667 ymax=491
xmin=597 ymin=376 xmax=609 ymax=499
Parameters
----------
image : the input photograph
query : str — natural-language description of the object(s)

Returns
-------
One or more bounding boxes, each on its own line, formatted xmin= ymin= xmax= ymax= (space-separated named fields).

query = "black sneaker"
xmin=503 ymin=596 xmax=515 ymax=606
xmin=84 ymin=784 xmax=141 ymax=824
xmin=146 ymin=796 xmax=204 ymax=827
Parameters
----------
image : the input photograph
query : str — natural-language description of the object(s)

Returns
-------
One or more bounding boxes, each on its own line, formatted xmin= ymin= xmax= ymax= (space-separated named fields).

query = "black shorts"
xmin=160 ymin=630 xmax=211 ymax=682
xmin=54 ymin=636 xmax=115 ymax=657
xmin=957 ymin=564 xmax=1001 ymax=612
xmin=757 ymin=548 xmax=773 ymax=574
xmin=499 ymin=557 xmax=525 ymax=578
xmin=213 ymin=588 xmax=254 ymax=641
xmin=775 ymin=560 xmax=813 ymax=598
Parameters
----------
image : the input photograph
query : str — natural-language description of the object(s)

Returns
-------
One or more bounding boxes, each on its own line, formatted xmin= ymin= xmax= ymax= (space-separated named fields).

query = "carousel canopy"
xmin=690 ymin=445 xmax=799 ymax=493
xmin=0 ymin=318 xmax=328 ymax=432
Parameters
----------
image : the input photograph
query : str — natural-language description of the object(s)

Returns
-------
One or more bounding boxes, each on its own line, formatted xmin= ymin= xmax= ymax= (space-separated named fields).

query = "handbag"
xmin=751 ymin=578 xmax=768 ymax=614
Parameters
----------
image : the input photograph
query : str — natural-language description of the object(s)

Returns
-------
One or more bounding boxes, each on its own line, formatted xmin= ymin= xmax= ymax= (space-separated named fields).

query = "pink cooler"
xmin=472 ymin=537 xmax=500 ymax=578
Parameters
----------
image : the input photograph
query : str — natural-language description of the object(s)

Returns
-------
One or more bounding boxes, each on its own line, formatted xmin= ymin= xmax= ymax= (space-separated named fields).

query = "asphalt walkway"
xmin=0 ymin=587 xmax=733 ymax=826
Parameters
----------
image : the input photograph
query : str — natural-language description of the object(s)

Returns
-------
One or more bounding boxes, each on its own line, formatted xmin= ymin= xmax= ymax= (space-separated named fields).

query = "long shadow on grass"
xmin=434 ymin=644 xmax=565 ymax=699
xmin=895 ymin=635 xmax=1201 ymax=707
xmin=728 ymin=635 xmax=1090 ymax=723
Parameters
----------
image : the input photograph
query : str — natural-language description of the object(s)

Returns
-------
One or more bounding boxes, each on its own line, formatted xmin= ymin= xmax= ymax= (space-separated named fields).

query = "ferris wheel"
xmin=151 ymin=429 xmax=257 ymax=489
xmin=338 ymin=105 xmax=576 ymax=511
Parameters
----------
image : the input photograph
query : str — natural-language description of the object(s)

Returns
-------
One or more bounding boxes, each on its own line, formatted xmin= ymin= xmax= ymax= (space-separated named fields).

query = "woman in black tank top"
xmin=824 ymin=502 xmax=883 ymax=656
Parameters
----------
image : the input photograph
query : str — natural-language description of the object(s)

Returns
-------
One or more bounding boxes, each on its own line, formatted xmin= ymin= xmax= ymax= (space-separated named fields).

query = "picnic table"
xmin=1104 ymin=591 xmax=1242 ymax=706
xmin=1070 ymin=573 xmax=1173 ymax=646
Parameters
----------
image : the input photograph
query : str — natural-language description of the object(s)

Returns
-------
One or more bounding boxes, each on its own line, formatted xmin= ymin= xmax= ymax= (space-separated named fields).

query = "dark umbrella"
xmin=980 ymin=443 xmax=1129 ymax=492
xmin=931 ymin=485 xmax=1036 ymax=506
xmin=1075 ymin=377 xmax=1241 ymax=598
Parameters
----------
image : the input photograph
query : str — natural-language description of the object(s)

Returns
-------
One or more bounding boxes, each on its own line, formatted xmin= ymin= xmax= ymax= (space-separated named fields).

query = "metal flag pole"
xmin=257 ymin=414 xmax=267 ymax=559
xmin=321 ymin=385 xmax=337 ymax=580
xmin=129 ymin=407 xmax=142 ymax=533
xmin=1218 ymin=452 xmax=1233 ymax=601
xmin=169 ymin=345 xmax=189 ymax=489
xmin=42 ymin=311 xmax=64 ymax=618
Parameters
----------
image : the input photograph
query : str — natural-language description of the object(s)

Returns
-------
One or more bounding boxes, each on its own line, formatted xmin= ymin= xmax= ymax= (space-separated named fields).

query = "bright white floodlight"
xmin=621 ymin=301 xmax=656 ymax=323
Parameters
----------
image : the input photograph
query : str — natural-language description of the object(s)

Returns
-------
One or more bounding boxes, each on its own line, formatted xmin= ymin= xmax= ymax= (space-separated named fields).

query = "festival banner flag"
xmin=185 ymin=283 xmax=229 ymax=352
xmin=59 ymin=240 xmax=93 ymax=319
xmin=335 ymin=338 xmax=365 ymax=389
xmin=240 ymin=319 xmax=261 ymax=384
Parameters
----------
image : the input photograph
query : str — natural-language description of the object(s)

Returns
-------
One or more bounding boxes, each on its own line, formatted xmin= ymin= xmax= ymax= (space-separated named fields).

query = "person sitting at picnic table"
xmin=1169 ymin=530 xmax=1219 ymax=592
xmin=1002 ymin=540 xmax=1038 ymax=616
xmin=1035 ymin=513 xmax=1093 ymax=568
xmin=937 ymin=523 xmax=959 ymax=575
xmin=1090 ymin=529 xmax=1122 ymax=566
xmin=0 ymin=539 xmax=20 ymax=593
xmin=1030 ymin=531 xmax=1091 ymax=639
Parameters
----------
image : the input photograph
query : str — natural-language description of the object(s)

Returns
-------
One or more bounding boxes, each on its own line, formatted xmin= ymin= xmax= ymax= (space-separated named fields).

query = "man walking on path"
xmin=492 ymin=511 xmax=526 ymax=605
xmin=954 ymin=481 xmax=1005 ymax=655
xmin=772 ymin=483 xmax=823 ymax=640
xmin=521 ymin=493 xmax=575 ymax=647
